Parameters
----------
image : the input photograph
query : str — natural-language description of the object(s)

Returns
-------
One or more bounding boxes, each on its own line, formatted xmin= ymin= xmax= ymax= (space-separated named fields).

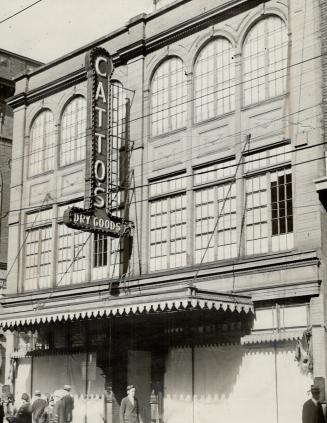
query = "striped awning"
xmin=0 ymin=286 xmax=253 ymax=330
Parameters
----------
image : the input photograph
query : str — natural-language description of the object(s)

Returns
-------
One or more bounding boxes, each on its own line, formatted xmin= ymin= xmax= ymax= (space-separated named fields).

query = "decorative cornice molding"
xmin=8 ymin=0 xmax=267 ymax=109
xmin=8 ymin=68 xmax=87 ymax=108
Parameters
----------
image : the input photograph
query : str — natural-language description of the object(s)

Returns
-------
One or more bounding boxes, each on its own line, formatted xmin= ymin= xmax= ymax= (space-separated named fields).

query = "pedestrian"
xmin=31 ymin=391 xmax=47 ymax=423
xmin=41 ymin=396 xmax=54 ymax=423
xmin=302 ymin=384 xmax=326 ymax=423
xmin=4 ymin=394 xmax=16 ymax=423
xmin=61 ymin=386 xmax=73 ymax=423
xmin=52 ymin=390 xmax=65 ymax=423
xmin=0 ymin=397 xmax=5 ymax=423
xmin=119 ymin=385 xmax=142 ymax=423
xmin=15 ymin=393 xmax=32 ymax=423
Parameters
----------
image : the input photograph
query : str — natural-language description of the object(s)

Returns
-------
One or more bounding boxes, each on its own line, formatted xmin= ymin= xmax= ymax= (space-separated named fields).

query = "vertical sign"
xmin=64 ymin=47 xmax=133 ymax=237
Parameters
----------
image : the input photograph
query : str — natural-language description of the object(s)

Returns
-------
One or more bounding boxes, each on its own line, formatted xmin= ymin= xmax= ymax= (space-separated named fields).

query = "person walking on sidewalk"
xmin=302 ymin=385 xmax=326 ymax=423
xmin=15 ymin=393 xmax=32 ymax=423
xmin=31 ymin=391 xmax=47 ymax=423
xmin=120 ymin=385 xmax=142 ymax=423
xmin=61 ymin=386 xmax=73 ymax=423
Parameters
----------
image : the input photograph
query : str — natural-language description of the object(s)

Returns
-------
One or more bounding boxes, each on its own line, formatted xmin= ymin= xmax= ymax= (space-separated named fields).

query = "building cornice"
xmin=8 ymin=0 xmax=266 ymax=109
xmin=1 ymin=249 xmax=320 ymax=308
xmin=7 ymin=68 xmax=87 ymax=108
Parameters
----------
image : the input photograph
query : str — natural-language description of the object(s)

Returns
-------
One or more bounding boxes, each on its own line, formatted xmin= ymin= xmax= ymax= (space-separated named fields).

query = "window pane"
xmin=271 ymin=168 xmax=293 ymax=251
xmin=246 ymin=174 xmax=268 ymax=254
xmin=195 ymin=38 xmax=235 ymax=122
xmin=151 ymin=58 xmax=187 ymax=135
xmin=217 ymin=182 xmax=237 ymax=260
xmin=25 ymin=225 xmax=52 ymax=291
xmin=150 ymin=198 xmax=168 ymax=271
xmin=93 ymin=233 xmax=108 ymax=280
xmin=60 ymin=96 xmax=86 ymax=166
xmin=29 ymin=110 xmax=55 ymax=176
xmin=243 ymin=17 xmax=287 ymax=106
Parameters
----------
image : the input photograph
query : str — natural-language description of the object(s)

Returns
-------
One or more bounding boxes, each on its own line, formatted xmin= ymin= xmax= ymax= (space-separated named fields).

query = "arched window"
xmin=194 ymin=38 xmax=235 ymax=123
xmin=29 ymin=110 xmax=55 ymax=176
xmin=243 ymin=16 xmax=288 ymax=106
xmin=60 ymin=96 xmax=86 ymax=166
xmin=151 ymin=57 xmax=187 ymax=136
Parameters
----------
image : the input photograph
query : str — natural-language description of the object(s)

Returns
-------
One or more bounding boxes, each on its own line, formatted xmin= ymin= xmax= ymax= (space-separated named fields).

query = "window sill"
xmin=193 ymin=109 xmax=235 ymax=128
xmin=241 ymin=93 xmax=288 ymax=112
xmin=149 ymin=126 xmax=187 ymax=141
xmin=27 ymin=169 xmax=54 ymax=180
xmin=58 ymin=159 xmax=85 ymax=170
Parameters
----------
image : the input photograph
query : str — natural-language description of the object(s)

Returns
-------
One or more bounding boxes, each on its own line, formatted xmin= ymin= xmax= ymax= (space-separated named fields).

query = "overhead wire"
xmin=2 ymin=97 xmax=323 ymax=213
xmin=192 ymin=134 xmax=252 ymax=284
xmin=1 ymin=14 xmax=326 ymax=310
xmin=5 ymin=44 xmax=323 ymax=169
xmin=2 ymin=140 xmax=325 ymax=291
xmin=2 ymin=128 xmax=325 ymax=218
xmin=0 ymin=0 xmax=45 ymax=25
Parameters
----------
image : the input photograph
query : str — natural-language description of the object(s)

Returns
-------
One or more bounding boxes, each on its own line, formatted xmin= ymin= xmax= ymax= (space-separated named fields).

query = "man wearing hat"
xmin=119 ymin=385 xmax=142 ymax=423
xmin=15 ymin=393 xmax=32 ymax=423
xmin=302 ymin=384 xmax=326 ymax=423
xmin=53 ymin=389 xmax=66 ymax=423
xmin=61 ymin=385 xmax=74 ymax=423
xmin=31 ymin=390 xmax=47 ymax=423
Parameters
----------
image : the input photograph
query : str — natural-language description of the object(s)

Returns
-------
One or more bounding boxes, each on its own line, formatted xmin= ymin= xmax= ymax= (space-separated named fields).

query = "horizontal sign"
xmin=64 ymin=207 xmax=132 ymax=238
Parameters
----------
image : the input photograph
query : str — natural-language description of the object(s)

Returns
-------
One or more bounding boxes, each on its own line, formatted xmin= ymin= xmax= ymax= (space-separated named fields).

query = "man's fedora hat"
xmin=310 ymin=384 xmax=320 ymax=393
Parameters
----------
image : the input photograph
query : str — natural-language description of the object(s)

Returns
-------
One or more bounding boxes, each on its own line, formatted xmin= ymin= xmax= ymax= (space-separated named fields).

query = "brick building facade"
xmin=0 ymin=1 xmax=325 ymax=423
xmin=0 ymin=50 xmax=41 ymax=287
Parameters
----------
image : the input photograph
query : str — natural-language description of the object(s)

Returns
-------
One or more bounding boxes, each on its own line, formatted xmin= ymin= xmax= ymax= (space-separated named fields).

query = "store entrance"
xmin=128 ymin=350 xmax=151 ymax=423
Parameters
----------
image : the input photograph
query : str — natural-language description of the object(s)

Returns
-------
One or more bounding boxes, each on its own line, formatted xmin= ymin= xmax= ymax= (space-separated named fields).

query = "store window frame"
xmin=28 ymin=109 xmax=55 ymax=177
xmin=150 ymin=57 xmax=187 ymax=137
xmin=59 ymin=95 xmax=87 ymax=167
xmin=242 ymin=15 xmax=288 ymax=107
xmin=194 ymin=37 xmax=236 ymax=124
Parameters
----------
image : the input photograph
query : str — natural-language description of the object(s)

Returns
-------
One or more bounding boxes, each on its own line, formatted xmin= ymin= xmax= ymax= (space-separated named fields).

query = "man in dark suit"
xmin=61 ymin=385 xmax=74 ymax=423
xmin=15 ymin=393 xmax=32 ymax=423
xmin=302 ymin=384 xmax=326 ymax=423
xmin=31 ymin=390 xmax=47 ymax=423
xmin=120 ymin=385 xmax=142 ymax=423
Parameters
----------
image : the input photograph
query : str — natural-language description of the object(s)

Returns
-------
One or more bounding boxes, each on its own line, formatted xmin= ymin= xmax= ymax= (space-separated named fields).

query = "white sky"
xmin=0 ymin=0 xmax=153 ymax=63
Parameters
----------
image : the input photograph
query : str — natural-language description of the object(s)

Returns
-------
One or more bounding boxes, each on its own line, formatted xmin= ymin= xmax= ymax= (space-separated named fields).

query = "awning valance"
xmin=241 ymin=329 xmax=304 ymax=345
xmin=0 ymin=286 xmax=253 ymax=330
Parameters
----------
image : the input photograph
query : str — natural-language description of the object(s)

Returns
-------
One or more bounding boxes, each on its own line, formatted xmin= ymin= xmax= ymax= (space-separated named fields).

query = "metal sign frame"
xmin=64 ymin=47 xmax=133 ymax=237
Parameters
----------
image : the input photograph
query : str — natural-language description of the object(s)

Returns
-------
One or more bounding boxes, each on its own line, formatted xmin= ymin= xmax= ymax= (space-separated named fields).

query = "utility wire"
xmin=0 ymin=0 xmax=45 ymax=25
xmin=192 ymin=134 xmax=251 ymax=285
xmin=3 ymin=135 xmax=325 ymax=219
xmin=3 ymin=101 xmax=323 ymax=213
xmin=3 ymin=142 xmax=324 ymax=305
xmin=7 ymin=46 xmax=322 ymax=167
xmin=33 ymin=232 xmax=92 ymax=311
